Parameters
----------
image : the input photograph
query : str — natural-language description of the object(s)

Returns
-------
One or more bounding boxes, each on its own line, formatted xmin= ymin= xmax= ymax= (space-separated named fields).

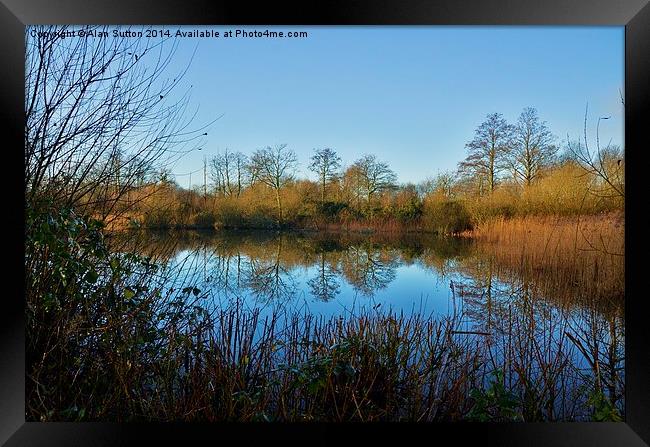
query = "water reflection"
xmin=112 ymin=229 xmax=624 ymax=419
xmin=120 ymin=231 xmax=476 ymax=308
xmin=307 ymin=252 xmax=340 ymax=302
xmin=339 ymin=244 xmax=398 ymax=297
xmin=244 ymin=237 xmax=298 ymax=303
xmin=117 ymin=230 xmax=622 ymax=313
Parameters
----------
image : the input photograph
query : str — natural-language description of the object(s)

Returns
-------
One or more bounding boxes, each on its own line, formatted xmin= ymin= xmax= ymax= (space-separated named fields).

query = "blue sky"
xmin=152 ymin=26 xmax=624 ymax=187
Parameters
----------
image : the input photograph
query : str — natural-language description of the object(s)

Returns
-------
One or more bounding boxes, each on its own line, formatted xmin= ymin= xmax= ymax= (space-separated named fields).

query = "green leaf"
xmin=124 ymin=287 xmax=135 ymax=300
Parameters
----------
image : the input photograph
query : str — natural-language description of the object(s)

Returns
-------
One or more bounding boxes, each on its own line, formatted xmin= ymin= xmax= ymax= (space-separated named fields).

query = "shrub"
xmin=142 ymin=207 xmax=175 ymax=229
xmin=192 ymin=210 xmax=217 ymax=229
xmin=26 ymin=203 xmax=192 ymax=420
xmin=317 ymin=201 xmax=348 ymax=219
xmin=422 ymin=199 xmax=473 ymax=234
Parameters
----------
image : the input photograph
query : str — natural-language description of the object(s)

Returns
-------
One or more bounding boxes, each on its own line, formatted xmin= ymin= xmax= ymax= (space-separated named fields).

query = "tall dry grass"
xmin=464 ymin=213 xmax=624 ymax=310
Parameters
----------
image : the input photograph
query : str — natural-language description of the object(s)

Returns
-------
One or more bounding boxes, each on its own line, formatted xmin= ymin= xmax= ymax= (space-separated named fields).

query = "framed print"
xmin=2 ymin=0 xmax=648 ymax=445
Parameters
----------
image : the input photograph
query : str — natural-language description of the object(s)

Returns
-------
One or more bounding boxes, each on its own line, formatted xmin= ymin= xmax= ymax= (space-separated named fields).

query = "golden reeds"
xmin=465 ymin=213 xmax=624 ymax=310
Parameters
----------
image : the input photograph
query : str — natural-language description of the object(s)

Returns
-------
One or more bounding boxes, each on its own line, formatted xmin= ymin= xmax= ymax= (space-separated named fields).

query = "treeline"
xmin=115 ymin=107 xmax=623 ymax=233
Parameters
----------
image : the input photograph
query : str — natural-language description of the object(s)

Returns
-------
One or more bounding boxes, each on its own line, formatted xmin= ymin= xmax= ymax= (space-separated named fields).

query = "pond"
xmin=118 ymin=229 xmax=625 ymax=420
xmin=157 ymin=231 xmax=474 ymax=317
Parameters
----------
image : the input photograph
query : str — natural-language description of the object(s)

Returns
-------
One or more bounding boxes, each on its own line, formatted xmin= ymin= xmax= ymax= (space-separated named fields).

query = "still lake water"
xmin=145 ymin=231 xmax=488 ymax=318
xmin=135 ymin=229 xmax=623 ymax=337
xmin=128 ymin=229 xmax=625 ymax=418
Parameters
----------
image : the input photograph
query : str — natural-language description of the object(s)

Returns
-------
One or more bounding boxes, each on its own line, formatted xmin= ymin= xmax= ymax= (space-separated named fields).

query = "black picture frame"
xmin=2 ymin=0 xmax=648 ymax=445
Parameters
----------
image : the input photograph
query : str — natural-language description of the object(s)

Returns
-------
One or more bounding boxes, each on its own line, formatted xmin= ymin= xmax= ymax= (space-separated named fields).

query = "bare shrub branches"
xmin=25 ymin=25 xmax=215 ymax=219
xmin=566 ymin=105 xmax=624 ymax=200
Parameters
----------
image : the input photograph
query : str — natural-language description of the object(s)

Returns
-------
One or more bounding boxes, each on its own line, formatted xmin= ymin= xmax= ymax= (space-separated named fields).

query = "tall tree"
xmin=350 ymin=154 xmax=397 ymax=202
xmin=342 ymin=164 xmax=364 ymax=209
xmin=210 ymin=148 xmax=248 ymax=196
xmin=248 ymin=144 xmax=297 ymax=226
xmin=508 ymin=107 xmax=557 ymax=186
xmin=459 ymin=113 xmax=514 ymax=194
xmin=309 ymin=147 xmax=341 ymax=204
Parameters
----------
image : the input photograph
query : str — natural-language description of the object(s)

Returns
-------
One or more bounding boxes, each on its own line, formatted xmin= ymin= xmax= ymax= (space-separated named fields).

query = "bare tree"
xmin=156 ymin=167 xmax=176 ymax=186
xmin=25 ymin=25 xmax=215 ymax=222
xmin=350 ymin=154 xmax=397 ymax=202
xmin=567 ymin=105 xmax=624 ymax=199
xmin=508 ymin=107 xmax=557 ymax=186
xmin=459 ymin=113 xmax=514 ymax=194
xmin=230 ymin=151 xmax=248 ymax=197
xmin=418 ymin=171 xmax=455 ymax=198
xmin=210 ymin=148 xmax=248 ymax=197
xmin=248 ymin=144 xmax=297 ymax=226
xmin=309 ymin=147 xmax=341 ymax=204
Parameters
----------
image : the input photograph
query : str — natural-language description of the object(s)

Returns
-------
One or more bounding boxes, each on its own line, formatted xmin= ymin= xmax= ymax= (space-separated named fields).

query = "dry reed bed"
xmin=464 ymin=214 xmax=624 ymax=310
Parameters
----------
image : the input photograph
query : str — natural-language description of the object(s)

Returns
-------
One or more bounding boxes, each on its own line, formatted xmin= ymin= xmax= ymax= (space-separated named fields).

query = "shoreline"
xmin=105 ymin=211 xmax=624 ymax=239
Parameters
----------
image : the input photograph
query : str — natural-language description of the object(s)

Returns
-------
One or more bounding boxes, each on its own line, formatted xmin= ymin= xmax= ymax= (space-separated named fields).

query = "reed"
xmin=464 ymin=213 xmax=624 ymax=310
xmin=28 ymin=292 xmax=621 ymax=422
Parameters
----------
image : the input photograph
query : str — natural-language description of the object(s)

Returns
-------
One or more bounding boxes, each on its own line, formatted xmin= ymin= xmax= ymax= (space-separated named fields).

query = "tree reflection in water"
xmin=244 ymin=236 xmax=298 ymax=304
xmin=452 ymin=254 xmax=624 ymax=420
xmin=339 ymin=244 xmax=398 ymax=298
xmin=307 ymin=252 xmax=340 ymax=302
